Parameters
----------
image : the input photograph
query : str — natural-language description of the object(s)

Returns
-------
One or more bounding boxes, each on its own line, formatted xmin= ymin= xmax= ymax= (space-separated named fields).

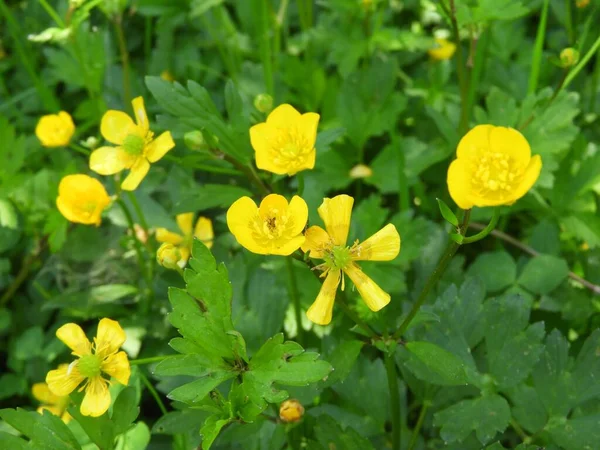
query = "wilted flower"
xmin=36 ymin=111 xmax=75 ymax=147
xmin=56 ymin=174 xmax=111 ymax=226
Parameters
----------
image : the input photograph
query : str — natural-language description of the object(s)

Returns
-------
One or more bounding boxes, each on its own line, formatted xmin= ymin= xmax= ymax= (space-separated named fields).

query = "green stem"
xmin=408 ymin=399 xmax=430 ymax=450
xmin=139 ymin=371 xmax=168 ymax=415
xmin=258 ymin=0 xmax=274 ymax=96
xmin=563 ymin=34 xmax=600 ymax=89
xmin=296 ymin=172 xmax=305 ymax=196
xmin=392 ymin=209 xmax=471 ymax=340
xmin=286 ymin=258 xmax=304 ymax=345
xmin=565 ymin=0 xmax=574 ymax=44
xmin=528 ymin=0 xmax=550 ymax=95
xmin=462 ymin=207 xmax=499 ymax=244
xmin=396 ymin=136 xmax=409 ymax=212
xmin=38 ymin=0 xmax=66 ymax=27
xmin=591 ymin=47 xmax=600 ymax=112
xmin=448 ymin=0 xmax=468 ymax=133
xmin=69 ymin=143 xmax=89 ymax=156
xmin=384 ymin=351 xmax=401 ymax=450
xmin=131 ymin=355 xmax=171 ymax=366
xmin=126 ymin=192 xmax=150 ymax=237
xmin=113 ymin=15 xmax=132 ymax=105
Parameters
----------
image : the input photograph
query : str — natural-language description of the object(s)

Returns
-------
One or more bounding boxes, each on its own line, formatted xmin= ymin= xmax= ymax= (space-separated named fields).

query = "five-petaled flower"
xmin=46 ymin=318 xmax=130 ymax=417
xmin=447 ymin=125 xmax=542 ymax=209
xmin=36 ymin=111 xmax=75 ymax=147
xmin=90 ymin=96 xmax=175 ymax=191
xmin=156 ymin=213 xmax=214 ymax=265
xmin=428 ymin=38 xmax=456 ymax=61
xmin=227 ymin=194 xmax=308 ymax=255
xmin=56 ymin=174 xmax=111 ymax=226
xmin=302 ymin=195 xmax=401 ymax=325
xmin=32 ymin=372 xmax=71 ymax=423
xmin=250 ymin=104 xmax=320 ymax=176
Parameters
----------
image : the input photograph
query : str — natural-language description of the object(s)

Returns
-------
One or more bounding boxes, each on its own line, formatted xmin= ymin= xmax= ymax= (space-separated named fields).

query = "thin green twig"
xmin=384 ymin=351 xmax=401 ymax=450
xmin=286 ymin=257 xmax=305 ymax=345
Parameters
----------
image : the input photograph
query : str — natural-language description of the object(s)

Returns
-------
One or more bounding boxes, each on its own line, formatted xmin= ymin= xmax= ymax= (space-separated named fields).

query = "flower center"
xmin=122 ymin=134 xmax=145 ymax=156
xmin=471 ymin=152 xmax=523 ymax=199
xmin=250 ymin=209 xmax=294 ymax=245
xmin=78 ymin=354 xmax=102 ymax=378
xmin=324 ymin=245 xmax=352 ymax=270
xmin=272 ymin=128 xmax=311 ymax=167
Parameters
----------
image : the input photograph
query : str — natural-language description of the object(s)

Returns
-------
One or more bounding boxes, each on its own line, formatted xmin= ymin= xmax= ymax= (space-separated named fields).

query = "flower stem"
xmin=131 ymin=355 xmax=170 ymax=365
xmin=296 ymin=172 xmax=305 ymax=196
xmin=462 ymin=207 xmax=499 ymax=244
xmin=384 ymin=350 xmax=401 ymax=450
xmin=113 ymin=15 xmax=132 ymax=106
xmin=139 ymin=371 xmax=168 ymax=415
xmin=336 ymin=293 xmax=379 ymax=340
xmin=286 ymin=257 xmax=304 ymax=345
xmin=408 ymin=398 xmax=431 ymax=450
xmin=69 ymin=143 xmax=90 ymax=156
xmin=448 ymin=0 xmax=468 ymax=133
xmin=563 ymin=34 xmax=600 ymax=89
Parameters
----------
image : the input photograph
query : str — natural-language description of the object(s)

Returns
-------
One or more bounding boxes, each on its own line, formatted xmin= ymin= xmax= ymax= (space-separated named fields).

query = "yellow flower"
xmin=32 ymin=374 xmax=71 ymax=423
xmin=249 ymin=104 xmax=320 ymax=176
xmin=428 ymin=38 xmax=456 ymax=61
xmin=89 ymin=96 xmax=175 ymax=191
xmin=302 ymin=195 xmax=401 ymax=325
xmin=279 ymin=399 xmax=305 ymax=423
xmin=349 ymin=164 xmax=373 ymax=179
xmin=156 ymin=213 xmax=214 ymax=265
xmin=447 ymin=125 xmax=542 ymax=209
xmin=56 ymin=174 xmax=111 ymax=226
xmin=46 ymin=318 xmax=130 ymax=417
xmin=227 ymin=194 xmax=308 ymax=255
xmin=576 ymin=0 xmax=590 ymax=8
xmin=160 ymin=70 xmax=175 ymax=82
xmin=157 ymin=243 xmax=182 ymax=270
xmin=35 ymin=111 xmax=75 ymax=147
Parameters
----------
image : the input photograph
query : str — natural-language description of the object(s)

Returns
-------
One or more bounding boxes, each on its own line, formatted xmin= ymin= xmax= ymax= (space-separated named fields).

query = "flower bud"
xmin=560 ymin=48 xmax=579 ymax=67
xmin=184 ymin=130 xmax=209 ymax=151
xmin=253 ymin=94 xmax=273 ymax=114
xmin=28 ymin=27 xmax=72 ymax=44
xmin=279 ymin=399 xmax=304 ymax=423
xmin=349 ymin=164 xmax=373 ymax=179
xmin=160 ymin=70 xmax=175 ymax=82
xmin=80 ymin=136 xmax=99 ymax=149
xmin=157 ymin=243 xmax=182 ymax=270
xmin=576 ymin=0 xmax=590 ymax=8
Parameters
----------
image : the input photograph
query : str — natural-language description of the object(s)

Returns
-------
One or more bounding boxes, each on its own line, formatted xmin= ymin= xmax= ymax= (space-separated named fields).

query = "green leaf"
xmin=315 ymin=127 xmax=345 ymax=153
xmin=571 ymin=329 xmax=600 ymax=405
xmin=90 ymin=284 xmax=138 ymax=304
xmin=168 ymin=371 xmax=238 ymax=404
xmin=434 ymin=394 xmax=511 ymax=444
xmin=115 ymin=422 xmax=151 ymax=450
xmin=67 ymin=392 xmax=115 ymax=449
xmin=111 ymin=387 xmax=139 ymax=436
xmin=467 ymin=251 xmax=517 ymax=292
xmin=200 ymin=415 xmax=234 ymax=450
xmin=561 ymin=213 xmax=600 ymax=249
xmin=546 ymin=415 xmax=600 ymax=450
xmin=152 ymin=409 xmax=207 ymax=435
xmin=506 ymin=384 xmax=547 ymax=434
xmin=436 ymin=198 xmax=459 ymax=227
xmin=314 ymin=415 xmax=375 ymax=450
xmin=0 ymin=432 xmax=29 ymax=450
xmin=320 ymin=340 xmax=364 ymax=388
xmin=174 ymin=184 xmax=252 ymax=215
xmin=404 ymin=341 xmax=469 ymax=386
xmin=518 ymin=254 xmax=569 ymax=295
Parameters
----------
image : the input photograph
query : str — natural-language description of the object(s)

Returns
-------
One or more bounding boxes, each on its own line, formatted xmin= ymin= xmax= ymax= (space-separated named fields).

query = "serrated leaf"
xmin=518 ymin=254 xmax=569 ymax=294
xmin=174 ymin=184 xmax=253 ymax=215
xmin=546 ymin=415 xmax=600 ymax=450
xmin=168 ymin=371 xmax=238 ymax=404
xmin=200 ymin=415 xmax=233 ymax=450
xmin=314 ymin=415 xmax=375 ymax=450
xmin=404 ymin=341 xmax=469 ymax=386
xmin=320 ymin=340 xmax=364 ymax=388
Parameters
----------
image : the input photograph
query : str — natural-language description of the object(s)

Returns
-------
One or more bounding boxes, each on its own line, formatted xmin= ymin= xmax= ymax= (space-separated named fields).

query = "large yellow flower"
xmin=227 ymin=194 xmax=308 ymax=255
xmin=35 ymin=111 xmax=75 ymax=147
xmin=428 ymin=38 xmax=456 ymax=61
xmin=156 ymin=213 xmax=214 ymax=265
xmin=32 ymin=373 xmax=71 ymax=423
xmin=46 ymin=318 xmax=130 ymax=417
xmin=89 ymin=97 xmax=175 ymax=191
xmin=447 ymin=125 xmax=542 ymax=209
xmin=56 ymin=174 xmax=111 ymax=226
xmin=302 ymin=195 xmax=401 ymax=325
xmin=249 ymin=104 xmax=320 ymax=176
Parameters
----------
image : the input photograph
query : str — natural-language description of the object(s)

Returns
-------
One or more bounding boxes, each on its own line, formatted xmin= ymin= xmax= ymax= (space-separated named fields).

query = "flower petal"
xmin=227 ymin=197 xmax=262 ymax=252
xmin=250 ymin=122 xmax=275 ymax=157
xmin=297 ymin=112 xmax=320 ymax=148
xmin=509 ymin=154 xmax=542 ymax=202
xmin=287 ymin=196 xmax=309 ymax=236
xmin=80 ymin=377 xmax=111 ymax=417
xmin=94 ymin=318 xmax=126 ymax=359
xmin=269 ymin=235 xmax=306 ymax=256
xmin=456 ymin=125 xmax=493 ymax=161
xmin=447 ymin=159 xmax=474 ymax=209
xmin=301 ymin=226 xmax=331 ymax=259
xmin=121 ymin=158 xmax=151 ymax=191
xmin=266 ymin=104 xmax=302 ymax=128
xmin=101 ymin=351 xmax=130 ymax=386
xmin=306 ymin=269 xmax=341 ymax=325
xmin=56 ymin=323 xmax=92 ymax=356
xmin=32 ymin=383 xmax=61 ymax=405
xmin=176 ymin=213 xmax=194 ymax=236
xmin=131 ymin=97 xmax=149 ymax=132
xmin=100 ymin=111 xmax=136 ymax=145
xmin=89 ymin=146 xmax=136 ymax=175
xmin=343 ymin=263 xmax=390 ymax=312
xmin=46 ymin=365 xmax=85 ymax=397
xmin=145 ymin=131 xmax=175 ymax=163
xmin=489 ymin=126 xmax=531 ymax=168
xmin=352 ymin=224 xmax=401 ymax=261
xmin=259 ymin=194 xmax=289 ymax=217
xmin=318 ymin=195 xmax=354 ymax=246
xmin=155 ymin=228 xmax=184 ymax=245
xmin=194 ymin=217 xmax=214 ymax=249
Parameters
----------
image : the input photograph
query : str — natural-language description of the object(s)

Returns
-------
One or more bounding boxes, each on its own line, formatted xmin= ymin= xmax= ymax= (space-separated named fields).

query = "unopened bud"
xmin=157 ymin=243 xmax=182 ymax=270
xmin=279 ymin=399 xmax=304 ymax=423
xmin=349 ymin=164 xmax=373 ymax=179
xmin=560 ymin=48 xmax=579 ymax=67
xmin=184 ymin=130 xmax=209 ymax=151
xmin=254 ymin=94 xmax=273 ymax=114
xmin=80 ymin=136 xmax=99 ymax=149
xmin=69 ymin=0 xmax=85 ymax=8
xmin=160 ymin=70 xmax=175 ymax=82
xmin=576 ymin=0 xmax=590 ymax=8
xmin=28 ymin=27 xmax=72 ymax=44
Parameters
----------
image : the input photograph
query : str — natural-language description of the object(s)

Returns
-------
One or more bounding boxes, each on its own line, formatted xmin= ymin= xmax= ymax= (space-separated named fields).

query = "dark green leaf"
xmin=467 ymin=251 xmax=517 ymax=292
xmin=404 ymin=341 xmax=469 ymax=386
xmin=518 ymin=254 xmax=569 ymax=294
xmin=436 ymin=198 xmax=458 ymax=227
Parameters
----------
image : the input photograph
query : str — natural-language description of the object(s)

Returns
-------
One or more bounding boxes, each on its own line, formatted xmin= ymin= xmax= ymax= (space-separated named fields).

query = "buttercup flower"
xmin=227 ymin=194 xmax=308 ymax=255
xmin=32 ymin=374 xmax=71 ymax=423
xmin=249 ymin=104 xmax=320 ymax=176
xmin=36 ymin=111 xmax=75 ymax=147
xmin=90 ymin=96 xmax=175 ymax=191
xmin=156 ymin=213 xmax=214 ymax=265
xmin=302 ymin=195 xmax=401 ymax=325
xmin=428 ymin=38 xmax=456 ymax=61
xmin=447 ymin=125 xmax=542 ymax=209
xmin=56 ymin=174 xmax=111 ymax=226
xmin=46 ymin=318 xmax=130 ymax=417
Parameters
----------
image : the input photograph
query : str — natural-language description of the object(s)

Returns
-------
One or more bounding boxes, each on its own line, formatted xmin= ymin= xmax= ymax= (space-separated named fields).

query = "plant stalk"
xmin=384 ymin=351 xmax=401 ymax=450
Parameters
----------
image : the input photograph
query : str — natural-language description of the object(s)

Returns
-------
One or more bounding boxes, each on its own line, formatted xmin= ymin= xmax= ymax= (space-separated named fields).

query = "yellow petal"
xmin=456 ymin=125 xmax=493 ymax=161
xmin=259 ymin=194 xmax=289 ymax=217
xmin=80 ymin=377 xmax=111 ymax=417
xmin=509 ymin=154 xmax=542 ymax=202
xmin=56 ymin=174 xmax=111 ymax=226
xmin=447 ymin=159 xmax=474 ymax=209
xmin=89 ymin=146 xmax=136 ymax=175
xmin=489 ymin=126 xmax=531 ymax=168
xmin=179 ymin=246 xmax=191 ymax=263
xmin=227 ymin=197 xmax=262 ymax=252
xmin=428 ymin=38 xmax=457 ymax=61
xmin=94 ymin=318 xmax=126 ymax=359
xmin=177 ymin=213 xmax=194 ymax=236
xmin=306 ymin=269 xmax=341 ymax=325
xmin=56 ymin=323 xmax=92 ymax=356
xmin=101 ymin=351 xmax=130 ymax=385
xmin=32 ymin=383 xmax=61 ymax=405
xmin=131 ymin=96 xmax=149 ymax=132
xmin=155 ymin=228 xmax=184 ymax=245
xmin=269 ymin=235 xmax=306 ymax=256
xmin=343 ymin=263 xmax=390 ymax=312
xmin=318 ymin=195 xmax=354 ymax=246
xmin=266 ymin=104 xmax=302 ymax=128
xmin=250 ymin=122 xmax=274 ymax=157
xmin=301 ymin=226 xmax=331 ymax=259
xmin=352 ymin=224 xmax=401 ymax=261
xmin=38 ymin=405 xmax=63 ymax=417
xmin=35 ymin=112 xmax=75 ymax=147
xmin=100 ymin=110 xmax=136 ymax=145
xmin=194 ymin=217 xmax=214 ymax=249
xmin=121 ymin=158 xmax=151 ymax=191
xmin=145 ymin=131 xmax=175 ymax=163
xmin=297 ymin=112 xmax=320 ymax=148
xmin=46 ymin=364 xmax=85 ymax=397
xmin=287 ymin=196 xmax=309 ymax=236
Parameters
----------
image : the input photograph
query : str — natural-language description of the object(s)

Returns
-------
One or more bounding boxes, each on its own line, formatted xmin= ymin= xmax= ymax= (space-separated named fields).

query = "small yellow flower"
xmin=160 ymin=70 xmax=175 ymax=82
xmin=35 ymin=111 xmax=75 ymax=147
xmin=428 ymin=38 xmax=456 ymax=61
xmin=156 ymin=213 xmax=214 ymax=265
xmin=227 ymin=194 xmax=308 ymax=255
xmin=576 ymin=0 xmax=590 ymax=8
xmin=32 ymin=374 xmax=71 ymax=423
xmin=279 ymin=399 xmax=305 ymax=423
xmin=90 ymin=96 xmax=175 ymax=191
xmin=302 ymin=195 xmax=401 ymax=325
xmin=560 ymin=48 xmax=579 ymax=67
xmin=56 ymin=174 xmax=111 ymax=226
xmin=157 ymin=243 xmax=183 ymax=270
xmin=46 ymin=318 xmax=130 ymax=418
xmin=349 ymin=164 xmax=373 ymax=179
xmin=250 ymin=104 xmax=320 ymax=176
xmin=447 ymin=125 xmax=542 ymax=209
